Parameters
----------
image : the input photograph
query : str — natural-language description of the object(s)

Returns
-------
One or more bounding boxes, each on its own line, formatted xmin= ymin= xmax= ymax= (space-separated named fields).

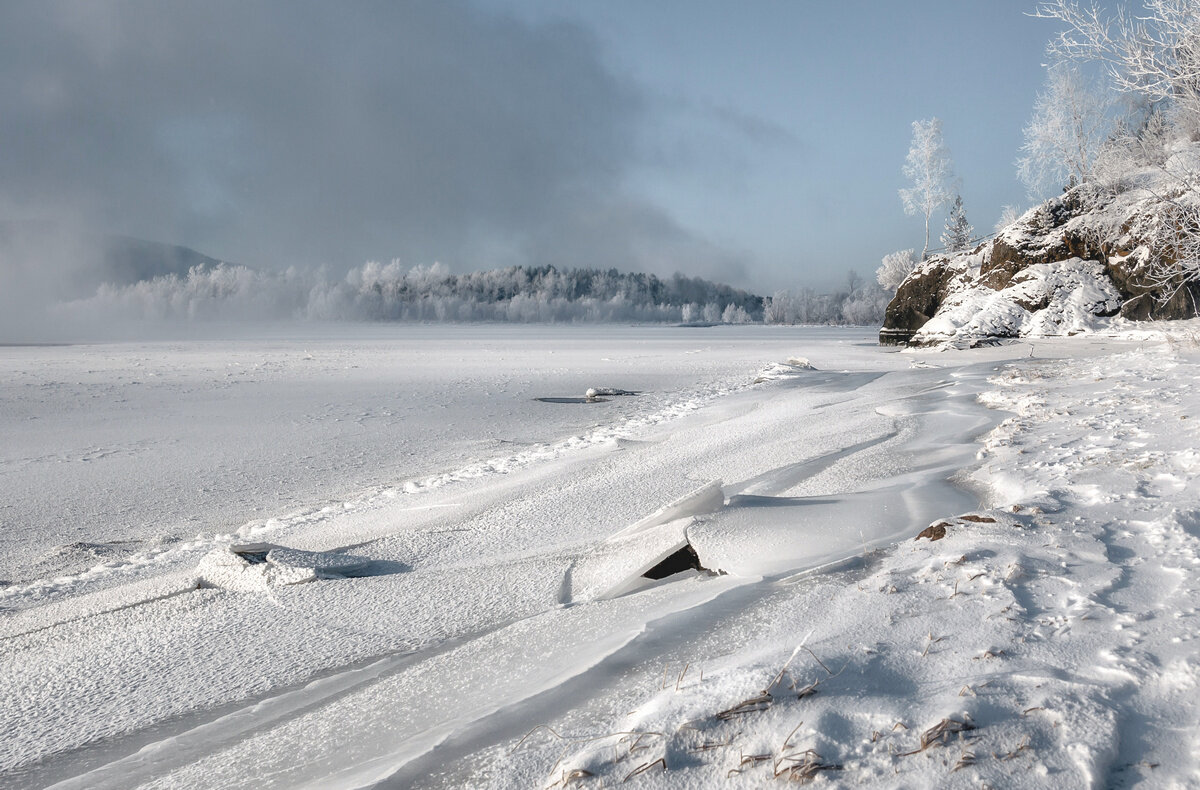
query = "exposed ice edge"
xmin=0 ymin=360 xmax=815 ymax=608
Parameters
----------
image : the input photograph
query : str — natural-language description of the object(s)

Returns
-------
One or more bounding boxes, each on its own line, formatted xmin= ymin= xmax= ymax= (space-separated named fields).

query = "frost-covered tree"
xmin=993 ymin=204 xmax=1024 ymax=234
xmin=1035 ymin=0 xmax=1200 ymax=131
xmin=940 ymin=194 xmax=974 ymax=252
xmin=900 ymin=118 xmax=955 ymax=260
xmin=1035 ymin=1 xmax=1200 ymax=303
xmin=876 ymin=249 xmax=919 ymax=292
xmin=1017 ymin=63 xmax=1114 ymax=197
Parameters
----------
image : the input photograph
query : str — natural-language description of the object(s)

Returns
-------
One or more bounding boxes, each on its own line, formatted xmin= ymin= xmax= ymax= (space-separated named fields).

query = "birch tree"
xmin=1016 ymin=63 xmax=1114 ymax=198
xmin=899 ymin=118 xmax=955 ymax=260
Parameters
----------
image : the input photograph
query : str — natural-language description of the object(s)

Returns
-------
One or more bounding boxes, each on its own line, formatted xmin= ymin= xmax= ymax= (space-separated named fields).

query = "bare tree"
xmin=900 ymin=118 xmax=955 ymax=260
xmin=1017 ymin=62 xmax=1114 ymax=198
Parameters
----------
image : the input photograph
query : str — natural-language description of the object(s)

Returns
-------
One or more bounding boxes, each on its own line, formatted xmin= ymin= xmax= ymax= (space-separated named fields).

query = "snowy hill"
xmin=881 ymin=145 xmax=1200 ymax=346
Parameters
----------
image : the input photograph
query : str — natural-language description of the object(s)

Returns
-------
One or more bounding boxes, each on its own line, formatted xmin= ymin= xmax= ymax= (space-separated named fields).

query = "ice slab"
xmin=196 ymin=544 xmax=372 ymax=592
xmin=565 ymin=481 xmax=725 ymax=602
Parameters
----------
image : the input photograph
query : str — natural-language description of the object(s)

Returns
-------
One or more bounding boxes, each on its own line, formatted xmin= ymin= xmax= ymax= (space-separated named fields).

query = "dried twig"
xmin=689 ymin=737 xmax=733 ymax=753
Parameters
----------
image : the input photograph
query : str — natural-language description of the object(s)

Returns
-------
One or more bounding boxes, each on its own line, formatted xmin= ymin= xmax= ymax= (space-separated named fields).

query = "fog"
xmin=0 ymin=1 xmax=748 ymax=339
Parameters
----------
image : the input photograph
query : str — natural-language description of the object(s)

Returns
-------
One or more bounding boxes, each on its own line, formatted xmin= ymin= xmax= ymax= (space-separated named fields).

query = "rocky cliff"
xmin=880 ymin=152 xmax=1200 ymax=346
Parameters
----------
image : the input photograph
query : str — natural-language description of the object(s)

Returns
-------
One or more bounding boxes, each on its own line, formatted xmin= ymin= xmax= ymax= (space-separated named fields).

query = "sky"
xmin=0 ymin=1 xmax=1065 ymax=296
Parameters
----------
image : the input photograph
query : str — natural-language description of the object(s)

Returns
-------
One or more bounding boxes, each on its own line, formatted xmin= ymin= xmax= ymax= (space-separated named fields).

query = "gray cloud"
xmin=0 ymin=0 xmax=742 ymax=299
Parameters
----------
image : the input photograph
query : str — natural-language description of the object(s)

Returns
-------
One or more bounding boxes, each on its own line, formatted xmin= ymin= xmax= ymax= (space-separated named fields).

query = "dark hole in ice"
xmin=342 ymin=559 xmax=410 ymax=577
xmin=643 ymin=542 xmax=704 ymax=580
xmin=534 ymin=397 xmax=608 ymax=404
xmin=232 ymin=549 xmax=270 ymax=564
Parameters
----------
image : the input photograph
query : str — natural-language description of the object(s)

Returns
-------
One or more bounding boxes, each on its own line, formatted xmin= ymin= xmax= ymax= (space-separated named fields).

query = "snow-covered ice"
xmin=2 ymin=322 xmax=1199 ymax=788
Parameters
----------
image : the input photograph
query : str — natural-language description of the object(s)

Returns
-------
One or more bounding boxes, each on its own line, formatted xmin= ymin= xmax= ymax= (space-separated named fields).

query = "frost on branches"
xmin=1034 ymin=0 xmax=1200 ymax=300
xmin=940 ymin=195 xmax=974 ymax=253
xmin=899 ymin=118 xmax=955 ymax=261
xmin=1017 ymin=62 xmax=1114 ymax=198
xmin=877 ymin=249 xmax=919 ymax=293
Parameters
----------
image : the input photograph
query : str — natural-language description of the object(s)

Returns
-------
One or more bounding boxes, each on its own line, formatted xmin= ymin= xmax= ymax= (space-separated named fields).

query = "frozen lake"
xmin=0 ymin=324 xmax=873 ymax=583
xmin=1 ymin=322 xmax=1072 ymax=789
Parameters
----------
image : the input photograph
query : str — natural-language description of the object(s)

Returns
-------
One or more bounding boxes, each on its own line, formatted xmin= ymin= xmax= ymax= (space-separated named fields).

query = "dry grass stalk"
xmin=565 ymin=768 xmax=595 ymax=785
xmin=802 ymin=646 xmax=833 ymax=676
xmin=793 ymin=679 xmax=819 ymax=699
xmin=675 ymin=662 xmax=690 ymax=691
xmin=715 ymin=693 xmax=773 ymax=721
xmin=997 ymin=734 xmax=1032 ymax=761
xmin=917 ymin=716 xmax=975 ymax=752
xmin=622 ymin=757 xmax=666 ymax=783
xmin=773 ymin=749 xmax=841 ymax=782
xmin=739 ymin=751 xmax=771 ymax=767
xmin=952 ymin=750 xmax=976 ymax=772
xmin=783 ymin=720 xmax=806 ymax=750
xmin=688 ymin=734 xmax=735 ymax=753
xmin=513 ymin=724 xmax=565 ymax=752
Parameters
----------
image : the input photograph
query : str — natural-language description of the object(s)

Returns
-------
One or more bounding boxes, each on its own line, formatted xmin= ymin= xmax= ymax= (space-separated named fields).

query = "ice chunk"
xmin=196 ymin=544 xmax=371 ymax=592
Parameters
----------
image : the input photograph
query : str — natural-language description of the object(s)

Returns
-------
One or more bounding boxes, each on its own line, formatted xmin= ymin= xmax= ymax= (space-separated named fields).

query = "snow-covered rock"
xmin=882 ymin=158 xmax=1200 ymax=346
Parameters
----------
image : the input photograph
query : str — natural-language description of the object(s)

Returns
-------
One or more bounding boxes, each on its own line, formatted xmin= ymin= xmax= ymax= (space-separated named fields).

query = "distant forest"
xmin=69 ymin=259 xmax=891 ymax=326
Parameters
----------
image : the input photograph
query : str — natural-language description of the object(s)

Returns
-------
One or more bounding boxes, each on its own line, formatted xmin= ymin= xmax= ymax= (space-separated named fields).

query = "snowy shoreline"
xmin=2 ymin=325 xmax=1199 ymax=788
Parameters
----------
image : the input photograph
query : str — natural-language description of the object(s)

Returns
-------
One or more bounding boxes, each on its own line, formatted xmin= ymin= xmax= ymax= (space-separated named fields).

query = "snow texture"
xmin=2 ymin=323 xmax=1199 ymax=789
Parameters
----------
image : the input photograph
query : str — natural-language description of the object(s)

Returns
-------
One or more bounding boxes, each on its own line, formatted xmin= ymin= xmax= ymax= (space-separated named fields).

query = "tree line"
xmin=67 ymin=259 xmax=891 ymax=326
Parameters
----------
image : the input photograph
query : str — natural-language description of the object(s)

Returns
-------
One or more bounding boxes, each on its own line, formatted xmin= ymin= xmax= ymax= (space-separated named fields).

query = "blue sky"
xmin=478 ymin=0 xmax=1055 ymax=292
xmin=1 ymin=1 xmax=1068 ymax=295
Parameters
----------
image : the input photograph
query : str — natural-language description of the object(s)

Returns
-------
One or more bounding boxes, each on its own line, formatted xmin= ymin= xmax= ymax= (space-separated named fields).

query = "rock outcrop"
xmin=881 ymin=161 xmax=1200 ymax=346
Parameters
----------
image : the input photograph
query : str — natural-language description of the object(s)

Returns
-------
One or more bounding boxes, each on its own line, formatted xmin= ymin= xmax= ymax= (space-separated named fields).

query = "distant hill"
xmin=0 ymin=222 xmax=227 ymax=300
xmin=97 ymin=235 xmax=225 ymax=286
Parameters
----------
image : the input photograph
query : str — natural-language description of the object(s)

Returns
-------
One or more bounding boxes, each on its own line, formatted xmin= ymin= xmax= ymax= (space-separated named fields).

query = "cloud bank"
xmin=0 ymin=1 xmax=747 ymax=338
